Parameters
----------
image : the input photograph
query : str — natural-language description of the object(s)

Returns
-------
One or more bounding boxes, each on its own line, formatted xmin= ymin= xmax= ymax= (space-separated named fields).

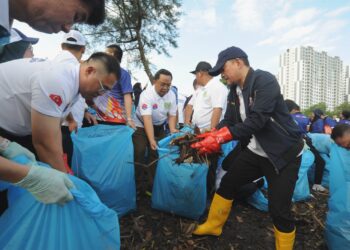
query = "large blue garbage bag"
xmin=325 ymin=144 xmax=350 ymax=250
xmin=152 ymin=131 xmax=208 ymax=220
xmin=71 ymin=124 xmax=136 ymax=216
xmin=0 ymin=156 xmax=120 ymax=250
xmin=307 ymin=133 xmax=332 ymax=154
xmin=292 ymin=149 xmax=314 ymax=201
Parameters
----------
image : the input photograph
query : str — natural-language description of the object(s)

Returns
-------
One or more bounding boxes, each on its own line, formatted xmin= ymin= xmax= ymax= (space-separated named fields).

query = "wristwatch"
xmin=0 ymin=138 xmax=10 ymax=153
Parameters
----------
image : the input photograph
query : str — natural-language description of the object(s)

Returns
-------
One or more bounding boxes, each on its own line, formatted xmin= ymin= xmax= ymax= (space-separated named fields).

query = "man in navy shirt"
xmin=285 ymin=100 xmax=326 ymax=192
xmin=339 ymin=110 xmax=350 ymax=125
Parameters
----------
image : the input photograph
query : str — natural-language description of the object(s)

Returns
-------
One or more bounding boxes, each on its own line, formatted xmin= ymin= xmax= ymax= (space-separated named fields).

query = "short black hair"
xmin=154 ymin=69 xmax=172 ymax=80
xmin=331 ymin=124 xmax=350 ymax=140
xmin=62 ymin=43 xmax=85 ymax=52
xmin=284 ymin=99 xmax=300 ymax=112
xmin=106 ymin=44 xmax=123 ymax=63
xmin=86 ymin=52 xmax=121 ymax=80
xmin=239 ymin=57 xmax=250 ymax=67
xmin=83 ymin=0 xmax=105 ymax=25
xmin=342 ymin=110 xmax=350 ymax=120
xmin=193 ymin=79 xmax=197 ymax=89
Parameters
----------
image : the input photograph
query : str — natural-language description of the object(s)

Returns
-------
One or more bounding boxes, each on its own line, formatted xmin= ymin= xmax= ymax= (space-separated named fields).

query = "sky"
xmin=13 ymin=0 xmax=350 ymax=97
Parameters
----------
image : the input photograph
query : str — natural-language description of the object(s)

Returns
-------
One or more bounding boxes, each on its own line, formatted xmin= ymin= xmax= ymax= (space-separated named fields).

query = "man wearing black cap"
xmin=191 ymin=46 xmax=304 ymax=250
xmin=185 ymin=61 xmax=228 ymax=195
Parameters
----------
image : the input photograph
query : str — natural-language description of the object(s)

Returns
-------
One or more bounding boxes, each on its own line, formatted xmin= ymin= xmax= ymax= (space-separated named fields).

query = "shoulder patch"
xmin=49 ymin=94 xmax=62 ymax=107
xmin=142 ymin=103 xmax=148 ymax=110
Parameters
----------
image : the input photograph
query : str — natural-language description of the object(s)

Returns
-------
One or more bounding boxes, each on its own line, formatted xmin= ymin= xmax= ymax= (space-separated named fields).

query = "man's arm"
xmin=143 ymin=115 xmax=157 ymax=150
xmin=31 ymin=109 xmax=66 ymax=173
xmin=65 ymin=112 xmax=78 ymax=132
xmin=210 ymin=108 xmax=223 ymax=129
xmin=184 ymin=104 xmax=193 ymax=125
xmin=124 ymin=93 xmax=136 ymax=128
xmin=168 ymin=115 xmax=178 ymax=133
xmin=0 ymin=157 xmax=29 ymax=183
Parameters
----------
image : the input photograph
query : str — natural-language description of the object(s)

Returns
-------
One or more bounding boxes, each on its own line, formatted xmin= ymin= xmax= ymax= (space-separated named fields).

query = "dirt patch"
xmin=119 ymin=190 xmax=328 ymax=250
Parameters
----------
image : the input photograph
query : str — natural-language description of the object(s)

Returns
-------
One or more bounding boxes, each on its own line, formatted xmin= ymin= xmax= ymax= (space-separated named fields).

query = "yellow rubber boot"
xmin=193 ymin=193 xmax=233 ymax=236
xmin=274 ymin=225 xmax=296 ymax=250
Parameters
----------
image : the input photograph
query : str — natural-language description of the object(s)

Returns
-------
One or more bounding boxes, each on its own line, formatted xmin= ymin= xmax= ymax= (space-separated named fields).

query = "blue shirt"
xmin=291 ymin=112 xmax=310 ymax=135
xmin=339 ymin=119 xmax=350 ymax=125
xmin=94 ymin=67 xmax=133 ymax=123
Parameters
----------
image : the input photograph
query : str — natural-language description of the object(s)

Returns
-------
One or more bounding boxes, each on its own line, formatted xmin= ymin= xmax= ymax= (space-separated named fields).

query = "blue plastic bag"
xmin=292 ymin=149 xmax=314 ymax=201
xmin=71 ymin=125 xmax=136 ymax=216
xmin=0 ymin=157 xmax=120 ymax=250
xmin=307 ymin=133 xmax=332 ymax=154
xmin=325 ymin=144 xmax=350 ymax=250
xmin=152 ymin=131 xmax=208 ymax=220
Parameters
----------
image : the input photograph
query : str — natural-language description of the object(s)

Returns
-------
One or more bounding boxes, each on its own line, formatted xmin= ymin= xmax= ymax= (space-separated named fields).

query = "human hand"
xmin=84 ymin=112 xmax=98 ymax=125
xmin=1 ymin=142 xmax=36 ymax=162
xmin=127 ymin=118 xmax=136 ymax=129
xmin=15 ymin=163 xmax=75 ymax=205
xmin=68 ymin=120 xmax=78 ymax=132
xmin=150 ymin=140 xmax=158 ymax=151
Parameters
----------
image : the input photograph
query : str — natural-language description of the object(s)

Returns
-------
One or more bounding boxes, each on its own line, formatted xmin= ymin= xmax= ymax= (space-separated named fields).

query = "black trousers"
xmin=305 ymin=137 xmax=325 ymax=185
xmin=132 ymin=126 xmax=166 ymax=192
xmin=217 ymin=148 xmax=301 ymax=233
xmin=0 ymin=127 xmax=37 ymax=216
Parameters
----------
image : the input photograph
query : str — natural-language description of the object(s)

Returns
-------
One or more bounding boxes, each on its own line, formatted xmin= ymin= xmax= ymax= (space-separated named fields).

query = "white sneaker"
xmin=312 ymin=184 xmax=327 ymax=192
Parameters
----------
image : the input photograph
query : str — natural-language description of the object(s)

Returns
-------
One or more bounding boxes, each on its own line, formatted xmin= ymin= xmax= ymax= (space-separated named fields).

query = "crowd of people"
xmin=1 ymin=1 xmax=350 ymax=250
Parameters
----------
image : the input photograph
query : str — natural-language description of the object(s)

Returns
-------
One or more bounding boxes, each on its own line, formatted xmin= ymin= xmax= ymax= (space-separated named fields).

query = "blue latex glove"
xmin=2 ymin=142 xmax=36 ymax=162
xmin=15 ymin=163 xmax=75 ymax=205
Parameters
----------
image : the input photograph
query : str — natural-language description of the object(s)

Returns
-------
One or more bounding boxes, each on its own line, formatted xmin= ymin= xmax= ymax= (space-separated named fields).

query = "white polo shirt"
xmin=0 ymin=58 xmax=80 ymax=136
xmin=236 ymin=86 xmax=268 ymax=157
xmin=54 ymin=51 xmax=86 ymax=128
xmin=134 ymin=85 xmax=177 ymax=128
xmin=189 ymin=78 xmax=228 ymax=130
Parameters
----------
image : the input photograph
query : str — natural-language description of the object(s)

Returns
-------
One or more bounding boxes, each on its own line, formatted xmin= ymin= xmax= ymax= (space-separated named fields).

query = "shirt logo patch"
xmin=142 ymin=104 xmax=148 ymax=110
xmin=152 ymin=104 xmax=158 ymax=110
xmin=164 ymin=102 xmax=171 ymax=110
xmin=49 ymin=94 xmax=62 ymax=107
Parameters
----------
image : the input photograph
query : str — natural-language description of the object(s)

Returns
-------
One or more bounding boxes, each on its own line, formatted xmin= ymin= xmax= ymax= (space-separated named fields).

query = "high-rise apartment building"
xmin=345 ymin=65 xmax=350 ymax=102
xmin=278 ymin=46 xmax=344 ymax=110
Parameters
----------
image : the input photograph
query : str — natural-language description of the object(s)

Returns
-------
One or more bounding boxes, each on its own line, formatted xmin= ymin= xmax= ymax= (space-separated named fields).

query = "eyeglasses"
xmin=98 ymin=80 xmax=108 ymax=94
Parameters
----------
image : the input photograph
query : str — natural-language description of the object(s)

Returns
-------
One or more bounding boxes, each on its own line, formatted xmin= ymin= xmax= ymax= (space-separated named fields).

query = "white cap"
xmin=62 ymin=30 xmax=86 ymax=46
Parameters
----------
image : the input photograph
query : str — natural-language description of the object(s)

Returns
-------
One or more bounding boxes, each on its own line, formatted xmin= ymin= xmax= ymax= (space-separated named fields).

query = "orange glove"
xmin=191 ymin=127 xmax=233 ymax=155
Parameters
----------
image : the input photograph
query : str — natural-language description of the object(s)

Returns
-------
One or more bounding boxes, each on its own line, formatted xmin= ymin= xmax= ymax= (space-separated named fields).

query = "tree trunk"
xmin=136 ymin=31 xmax=153 ymax=83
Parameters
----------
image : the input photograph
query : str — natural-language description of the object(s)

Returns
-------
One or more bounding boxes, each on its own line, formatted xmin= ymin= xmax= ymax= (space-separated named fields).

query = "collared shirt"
xmin=0 ymin=58 xmax=80 ymax=135
xmin=236 ymin=86 xmax=268 ymax=157
xmin=134 ymin=85 xmax=177 ymax=128
xmin=189 ymin=78 xmax=228 ymax=130
xmin=94 ymin=67 xmax=133 ymax=123
xmin=0 ymin=0 xmax=11 ymax=46
xmin=54 ymin=50 xmax=86 ymax=128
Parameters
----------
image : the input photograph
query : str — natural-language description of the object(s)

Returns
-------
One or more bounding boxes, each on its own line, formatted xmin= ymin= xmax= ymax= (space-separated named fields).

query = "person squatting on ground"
xmin=133 ymin=69 xmax=178 ymax=194
xmin=284 ymin=99 xmax=326 ymax=192
xmin=191 ymin=46 xmax=304 ymax=250
xmin=185 ymin=61 xmax=228 ymax=195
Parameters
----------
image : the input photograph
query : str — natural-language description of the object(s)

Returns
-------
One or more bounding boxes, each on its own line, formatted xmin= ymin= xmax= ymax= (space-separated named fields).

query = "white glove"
xmin=15 ymin=163 xmax=75 ymax=205
xmin=1 ymin=142 xmax=36 ymax=162
xmin=312 ymin=184 xmax=327 ymax=192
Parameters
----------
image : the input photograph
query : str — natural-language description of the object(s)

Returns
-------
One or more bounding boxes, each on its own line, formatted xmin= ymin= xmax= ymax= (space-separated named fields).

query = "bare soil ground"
xmin=119 ymin=189 xmax=328 ymax=250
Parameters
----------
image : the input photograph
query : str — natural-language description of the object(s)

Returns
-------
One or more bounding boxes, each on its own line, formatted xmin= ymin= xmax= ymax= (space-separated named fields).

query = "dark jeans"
xmin=61 ymin=126 xmax=73 ymax=167
xmin=305 ymin=136 xmax=325 ymax=185
xmin=132 ymin=126 xmax=166 ymax=191
xmin=218 ymin=148 xmax=301 ymax=233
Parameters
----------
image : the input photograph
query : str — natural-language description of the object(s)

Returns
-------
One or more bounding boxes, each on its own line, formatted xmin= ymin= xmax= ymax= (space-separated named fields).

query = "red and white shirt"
xmin=0 ymin=58 xmax=80 ymax=135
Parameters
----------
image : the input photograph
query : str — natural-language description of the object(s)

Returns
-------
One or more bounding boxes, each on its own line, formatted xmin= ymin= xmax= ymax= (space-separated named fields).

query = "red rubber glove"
xmin=191 ymin=127 xmax=233 ymax=155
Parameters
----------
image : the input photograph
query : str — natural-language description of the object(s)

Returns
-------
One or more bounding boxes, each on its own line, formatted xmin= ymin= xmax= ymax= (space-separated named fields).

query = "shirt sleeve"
xmin=211 ymin=83 xmax=228 ymax=109
xmin=139 ymin=91 xmax=153 ymax=116
xmin=31 ymin=69 xmax=72 ymax=118
xmin=119 ymin=69 xmax=133 ymax=94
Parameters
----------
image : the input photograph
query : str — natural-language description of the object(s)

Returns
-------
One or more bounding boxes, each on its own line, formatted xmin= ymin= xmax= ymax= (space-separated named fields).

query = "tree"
xmin=303 ymin=102 xmax=327 ymax=117
xmin=83 ymin=0 xmax=182 ymax=82
xmin=330 ymin=102 xmax=350 ymax=117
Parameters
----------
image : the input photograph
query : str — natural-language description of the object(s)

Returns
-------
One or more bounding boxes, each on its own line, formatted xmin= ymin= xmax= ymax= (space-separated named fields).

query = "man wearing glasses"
xmin=133 ymin=69 xmax=178 ymax=195
xmin=0 ymin=52 xmax=120 ymax=173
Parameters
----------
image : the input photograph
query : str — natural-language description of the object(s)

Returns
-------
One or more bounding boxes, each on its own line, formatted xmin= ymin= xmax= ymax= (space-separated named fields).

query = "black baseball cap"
xmin=209 ymin=46 xmax=248 ymax=76
xmin=190 ymin=61 xmax=212 ymax=74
